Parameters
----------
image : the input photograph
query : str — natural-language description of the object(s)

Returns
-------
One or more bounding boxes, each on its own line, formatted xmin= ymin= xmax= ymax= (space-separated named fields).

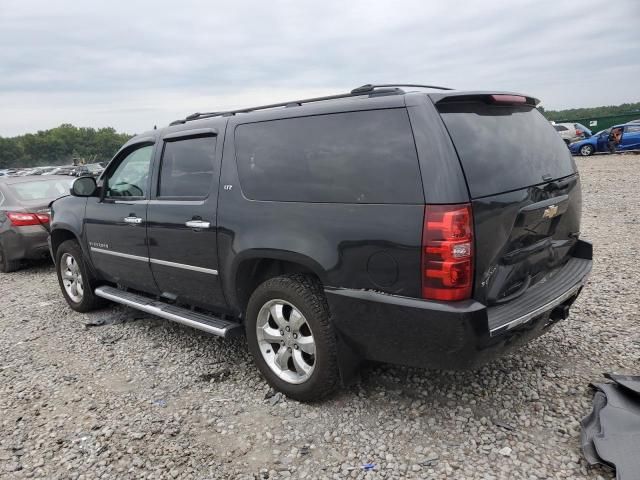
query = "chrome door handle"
xmin=185 ymin=220 xmax=211 ymax=229
xmin=124 ymin=216 xmax=143 ymax=224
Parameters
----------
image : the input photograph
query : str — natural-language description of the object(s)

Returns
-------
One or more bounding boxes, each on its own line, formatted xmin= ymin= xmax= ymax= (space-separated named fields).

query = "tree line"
xmin=540 ymin=102 xmax=640 ymax=122
xmin=0 ymin=124 xmax=132 ymax=169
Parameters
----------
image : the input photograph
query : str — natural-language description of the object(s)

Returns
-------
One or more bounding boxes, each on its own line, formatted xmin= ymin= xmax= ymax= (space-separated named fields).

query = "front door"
xmin=596 ymin=131 xmax=610 ymax=152
xmin=146 ymin=130 xmax=226 ymax=310
xmin=85 ymin=143 xmax=158 ymax=294
xmin=620 ymin=125 xmax=640 ymax=151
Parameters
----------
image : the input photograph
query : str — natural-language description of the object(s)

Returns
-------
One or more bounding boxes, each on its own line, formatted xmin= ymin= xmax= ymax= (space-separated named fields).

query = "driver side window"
xmin=105 ymin=145 xmax=153 ymax=198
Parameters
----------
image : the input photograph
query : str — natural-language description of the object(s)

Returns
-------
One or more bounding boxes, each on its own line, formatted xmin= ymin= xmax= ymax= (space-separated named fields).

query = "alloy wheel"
xmin=60 ymin=253 xmax=84 ymax=303
xmin=255 ymin=299 xmax=316 ymax=384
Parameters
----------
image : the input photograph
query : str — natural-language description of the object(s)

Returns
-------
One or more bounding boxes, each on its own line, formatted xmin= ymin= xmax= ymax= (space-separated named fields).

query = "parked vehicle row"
xmin=36 ymin=85 xmax=592 ymax=401
xmin=0 ymin=163 xmax=104 ymax=178
xmin=570 ymin=123 xmax=640 ymax=156
xmin=550 ymin=118 xmax=640 ymax=156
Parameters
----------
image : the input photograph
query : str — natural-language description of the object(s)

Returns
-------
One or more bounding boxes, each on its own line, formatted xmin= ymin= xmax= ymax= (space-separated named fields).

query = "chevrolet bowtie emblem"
xmin=543 ymin=204 xmax=559 ymax=219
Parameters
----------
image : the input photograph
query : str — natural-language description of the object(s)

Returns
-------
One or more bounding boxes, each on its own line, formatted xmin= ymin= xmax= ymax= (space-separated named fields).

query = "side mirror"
xmin=71 ymin=176 xmax=98 ymax=197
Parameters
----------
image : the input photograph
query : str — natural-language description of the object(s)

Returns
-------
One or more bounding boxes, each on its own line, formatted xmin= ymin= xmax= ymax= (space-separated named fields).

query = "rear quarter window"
xmin=438 ymin=102 xmax=576 ymax=198
xmin=234 ymin=109 xmax=423 ymax=203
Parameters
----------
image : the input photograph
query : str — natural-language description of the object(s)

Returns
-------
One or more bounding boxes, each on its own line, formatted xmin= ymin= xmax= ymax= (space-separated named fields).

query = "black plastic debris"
xmin=580 ymin=390 xmax=606 ymax=465
xmin=581 ymin=374 xmax=640 ymax=480
xmin=604 ymin=373 xmax=640 ymax=396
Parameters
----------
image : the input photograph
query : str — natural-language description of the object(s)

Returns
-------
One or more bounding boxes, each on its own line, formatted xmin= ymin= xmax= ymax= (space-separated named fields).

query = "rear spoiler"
xmin=429 ymin=91 xmax=540 ymax=107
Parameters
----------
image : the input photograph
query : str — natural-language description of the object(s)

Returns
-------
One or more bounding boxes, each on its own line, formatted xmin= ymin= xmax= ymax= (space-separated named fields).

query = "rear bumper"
xmin=325 ymin=240 xmax=592 ymax=370
xmin=1 ymin=226 xmax=50 ymax=262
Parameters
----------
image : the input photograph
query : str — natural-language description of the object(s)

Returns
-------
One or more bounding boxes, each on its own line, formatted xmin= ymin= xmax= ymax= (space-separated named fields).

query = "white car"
xmin=553 ymin=122 xmax=592 ymax=145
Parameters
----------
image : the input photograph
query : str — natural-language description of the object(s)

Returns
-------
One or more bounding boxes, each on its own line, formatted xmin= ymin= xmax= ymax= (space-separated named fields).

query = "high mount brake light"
xmin=7 ymin=212 xmax=50 ymax=226
xmin=490 ymin=94 xmax=527 ymax=105
xmin=421 ymin=204 xmax=474 ymax=301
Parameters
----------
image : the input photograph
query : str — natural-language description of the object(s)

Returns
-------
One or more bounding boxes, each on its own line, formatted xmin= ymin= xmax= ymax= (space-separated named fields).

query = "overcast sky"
xmin=1 ymin=0 xmax=638 ymax=136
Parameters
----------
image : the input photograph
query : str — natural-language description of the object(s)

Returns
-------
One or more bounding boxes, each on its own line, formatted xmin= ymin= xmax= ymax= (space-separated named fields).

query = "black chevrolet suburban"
xmin=49 ymin=84 xmax=592 ymax=401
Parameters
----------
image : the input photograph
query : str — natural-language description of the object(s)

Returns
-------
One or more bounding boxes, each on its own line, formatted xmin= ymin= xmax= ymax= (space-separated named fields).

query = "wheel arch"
xmin=230 ymin=250 xmax=328 ymax=316
xmin=50 ymin=227 xmax=81 ymax=261
xmin=50 ymin=227 xmax=95 ymax=276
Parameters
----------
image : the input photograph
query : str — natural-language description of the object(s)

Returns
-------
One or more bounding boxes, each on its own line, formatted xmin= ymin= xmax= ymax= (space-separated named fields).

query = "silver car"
xmin=553 ymin=122 xmax=591 ymax=145
xmin=0 ymin=175 xmax=73 ymax=272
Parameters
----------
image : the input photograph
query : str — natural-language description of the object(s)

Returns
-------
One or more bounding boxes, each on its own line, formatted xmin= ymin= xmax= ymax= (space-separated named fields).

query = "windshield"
xmin=7 ymin=178 xmax=73 ymax=201
xmin=438 ymin=101 xmax=576 ymax=198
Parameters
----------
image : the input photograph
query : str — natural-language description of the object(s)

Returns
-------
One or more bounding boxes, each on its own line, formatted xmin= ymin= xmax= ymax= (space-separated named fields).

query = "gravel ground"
xmin=1 ymin=153 xmax=638 ymax=480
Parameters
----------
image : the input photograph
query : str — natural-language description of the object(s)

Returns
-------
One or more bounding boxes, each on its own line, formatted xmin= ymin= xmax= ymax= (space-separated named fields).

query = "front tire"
xmin=55 ymin=240 xmax=106 ymax=312
xmin=246 ymin=274 xmax=339 ymax=402
xmin=580 ymin=144 xmax=595 ymax=156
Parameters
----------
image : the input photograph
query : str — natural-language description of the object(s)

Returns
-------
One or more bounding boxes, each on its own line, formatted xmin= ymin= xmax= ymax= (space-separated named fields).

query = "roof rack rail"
xmin=350 ymin=83 xmax=453 ymax=94
xmin=168 ymin=83 xmax=448 ymax=125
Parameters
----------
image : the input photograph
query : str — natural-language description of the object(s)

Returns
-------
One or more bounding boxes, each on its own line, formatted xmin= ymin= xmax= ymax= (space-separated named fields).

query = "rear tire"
xmin=579 ymin=144 xmax=595 ymax=156
xmin=55 ymin=240 xmax=107 ymax=312
xmin=0 ymin=242 xmax=20 ymax=273
xmin=245 ymin=274 xmax=339 ymax=402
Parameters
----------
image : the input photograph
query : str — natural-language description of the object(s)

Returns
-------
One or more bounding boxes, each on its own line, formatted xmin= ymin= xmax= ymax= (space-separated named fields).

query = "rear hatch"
xmin=434 ymin=94 xmax=582 ymax=306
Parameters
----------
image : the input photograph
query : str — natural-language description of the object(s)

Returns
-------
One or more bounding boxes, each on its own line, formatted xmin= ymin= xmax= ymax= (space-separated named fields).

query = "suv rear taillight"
xmin=7 ymin=212 xmax=50 ymax=226
xmin=421 ymin=204 xmax=474 ymax=301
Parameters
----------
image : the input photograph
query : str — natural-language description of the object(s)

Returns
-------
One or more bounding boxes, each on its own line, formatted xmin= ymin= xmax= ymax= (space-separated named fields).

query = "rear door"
xmin=435 ymin=95 xmax=582 ymax=305
xmin=146 ymin=128 xmax=226 ymax=310
xmin=84 ymin=143 xmax=158 ymax=293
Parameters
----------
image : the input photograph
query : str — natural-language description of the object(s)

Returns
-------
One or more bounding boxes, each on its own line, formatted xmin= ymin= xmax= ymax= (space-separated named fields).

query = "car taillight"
xmin=7 ymin=212 xmax=49 ymax=226
xmin=421 ymin=204 xmax=474 ymax=301
xmin=576 ymin=129 xmax=583 ymax=136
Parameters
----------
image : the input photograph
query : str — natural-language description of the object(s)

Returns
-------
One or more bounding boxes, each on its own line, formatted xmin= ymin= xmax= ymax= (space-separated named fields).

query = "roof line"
xmin=169 ymin=83 xmax=453 ymax=126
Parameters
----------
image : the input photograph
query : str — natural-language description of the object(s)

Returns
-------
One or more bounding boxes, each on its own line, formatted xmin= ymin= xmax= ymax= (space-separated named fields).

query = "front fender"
xmin=49 ymin=196 xmax=90 ymax=261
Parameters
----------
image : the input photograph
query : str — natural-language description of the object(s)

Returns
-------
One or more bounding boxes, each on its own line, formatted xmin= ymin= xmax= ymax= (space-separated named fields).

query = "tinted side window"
xmin=554 ymin=125 xmax=568 ymax=132
xmin=158 ymin=136 xmax=216 ymax=198
xmin=235 ymin=109 xmax=422 ymax=203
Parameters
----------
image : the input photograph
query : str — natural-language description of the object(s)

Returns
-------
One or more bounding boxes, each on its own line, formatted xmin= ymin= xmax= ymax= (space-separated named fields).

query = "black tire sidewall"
xmin=246 ymin=276 xmax=338 ymax=401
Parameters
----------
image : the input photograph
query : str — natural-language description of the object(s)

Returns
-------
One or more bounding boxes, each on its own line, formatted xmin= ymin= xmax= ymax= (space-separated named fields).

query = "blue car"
xmin=569 ymin=123 xmax=640 ymax=156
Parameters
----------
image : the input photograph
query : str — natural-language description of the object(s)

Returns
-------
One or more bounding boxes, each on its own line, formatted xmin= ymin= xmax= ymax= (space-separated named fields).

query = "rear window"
xmin=8 ymin=178 xmax=73 ymax=201
xmin=234 ymin=109 xmax=423 ymax=203
xmin=438 ymin=102 xmax=575 ymax=198
xmin=554 ymin=125 xmax=568 ymax=132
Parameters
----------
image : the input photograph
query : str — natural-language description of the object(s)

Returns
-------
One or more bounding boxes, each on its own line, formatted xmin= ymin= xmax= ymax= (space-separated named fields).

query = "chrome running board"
xmin=94 ymin=286 xmax=242 ymax=338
